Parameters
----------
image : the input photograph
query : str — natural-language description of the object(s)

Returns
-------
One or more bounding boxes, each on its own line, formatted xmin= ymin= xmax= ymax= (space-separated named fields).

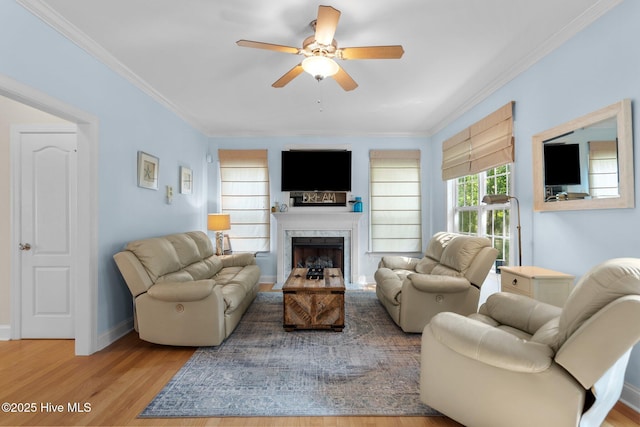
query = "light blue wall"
xmin=208 ymin=136 xmax=431 ymax=281
xmin=0 ymin=2 xmax=210 ymax=335
xmin=430 ymin=0 xmax=640 ymax=389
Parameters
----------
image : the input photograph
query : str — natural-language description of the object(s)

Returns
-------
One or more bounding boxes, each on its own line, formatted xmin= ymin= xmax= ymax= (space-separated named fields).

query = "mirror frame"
xmin=533 ymin=99 xmax=634 ymax=212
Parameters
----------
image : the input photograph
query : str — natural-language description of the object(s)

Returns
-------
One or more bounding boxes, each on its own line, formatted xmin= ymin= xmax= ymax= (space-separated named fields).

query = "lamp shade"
xmin=302 ymin=55 xmax=339 ymax=79
xmin=483 ymin=194 xmax=513 ymax=204
xmin=207 ymin=213 xmax=230 ymax=231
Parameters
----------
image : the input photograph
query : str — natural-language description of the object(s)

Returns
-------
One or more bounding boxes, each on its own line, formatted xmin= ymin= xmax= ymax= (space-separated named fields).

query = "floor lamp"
xmin=208 ymin=213 xmax=231 ymax=256
xmin=482 ymin=194 xmax=521 ymax=266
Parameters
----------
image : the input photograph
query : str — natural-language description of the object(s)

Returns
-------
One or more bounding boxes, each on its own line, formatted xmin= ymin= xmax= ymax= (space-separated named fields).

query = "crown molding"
xmin=17 ymin=0 xmax=210 ymax=136
xmin=428 ymin=0 xmax=624 ymax=136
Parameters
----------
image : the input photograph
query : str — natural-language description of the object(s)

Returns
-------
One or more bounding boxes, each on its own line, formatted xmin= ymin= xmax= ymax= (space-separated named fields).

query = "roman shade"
xmin=218 ymin=149 xmax=270 ymax=252
xmin=370 ymin=150 xmax=422 ymax=252
xmin=442 ymin=101 xmax=515 ymax=180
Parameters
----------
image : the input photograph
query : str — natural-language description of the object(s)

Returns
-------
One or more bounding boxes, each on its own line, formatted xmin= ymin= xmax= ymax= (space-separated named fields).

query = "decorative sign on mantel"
xmin=290 ymin=191 xmax=347 ymax=207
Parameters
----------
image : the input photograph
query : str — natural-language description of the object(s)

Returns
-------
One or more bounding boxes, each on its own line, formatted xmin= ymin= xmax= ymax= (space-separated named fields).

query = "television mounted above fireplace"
xmin=281 ymin=150 xmax=352 ymax=192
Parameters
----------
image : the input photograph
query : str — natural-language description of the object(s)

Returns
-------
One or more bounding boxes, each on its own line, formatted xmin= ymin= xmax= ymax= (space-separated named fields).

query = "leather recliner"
xmin=420 ymin=257 xmax=640 ymax=427
xmin=374 ymin=232 xmax=498 ymax=332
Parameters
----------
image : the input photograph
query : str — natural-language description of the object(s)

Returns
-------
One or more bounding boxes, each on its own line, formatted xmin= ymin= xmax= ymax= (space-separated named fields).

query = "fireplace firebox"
xmin=291 ymin=237 xmax=344 ymax=276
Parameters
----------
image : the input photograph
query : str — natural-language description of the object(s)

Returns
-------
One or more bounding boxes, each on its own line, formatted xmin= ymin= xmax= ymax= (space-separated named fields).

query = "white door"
xmin=16 ymin=126 xmax=77 ymax=338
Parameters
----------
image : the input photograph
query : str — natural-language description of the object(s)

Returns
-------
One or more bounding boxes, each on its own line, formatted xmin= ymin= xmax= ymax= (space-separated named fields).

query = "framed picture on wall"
xmin=137 ymin=151 xmax=159 ymax=190
xmin=180 ymin=166 xmax=193 ymax=194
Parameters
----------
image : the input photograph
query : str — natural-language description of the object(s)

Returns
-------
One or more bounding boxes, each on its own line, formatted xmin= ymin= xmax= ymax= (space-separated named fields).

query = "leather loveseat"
xmin=113 ymin=230 xmax=260 ymax=346
xmin=374 ymin=231 xmax=497 ymax=332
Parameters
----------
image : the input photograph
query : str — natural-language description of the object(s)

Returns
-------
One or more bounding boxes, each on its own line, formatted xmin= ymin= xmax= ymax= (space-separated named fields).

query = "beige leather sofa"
xmin=420 ymin=257 xmax=640 ymax=427
xmin=113 ymin=231 xmax=260 ymax=346
xmin=374 ymin=232 xmax=497 ymax=332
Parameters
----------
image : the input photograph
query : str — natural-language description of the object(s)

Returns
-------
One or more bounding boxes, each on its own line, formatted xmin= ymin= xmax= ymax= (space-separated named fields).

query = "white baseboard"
xmin=0 ymin=324 xmax=10 ymax=340
xmin=620 ymin=382 xmax=640 ymax=413
xmin=260 ymin=275 xmax=276 ymax=284
xmin=97 ymin=317 xmax=133 ymax=351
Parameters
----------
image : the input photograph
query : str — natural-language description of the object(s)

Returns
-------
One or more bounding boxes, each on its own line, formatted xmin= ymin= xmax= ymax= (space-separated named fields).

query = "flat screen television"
xmin=281 ymin=150 xmax=352 ymax=192
xmin=543 ymin=143 xmax=581 ymax=186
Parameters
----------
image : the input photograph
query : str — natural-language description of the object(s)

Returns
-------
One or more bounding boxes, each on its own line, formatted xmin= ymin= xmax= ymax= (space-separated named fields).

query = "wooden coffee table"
xmin=282 ymin=268 xmax=345 ymax=332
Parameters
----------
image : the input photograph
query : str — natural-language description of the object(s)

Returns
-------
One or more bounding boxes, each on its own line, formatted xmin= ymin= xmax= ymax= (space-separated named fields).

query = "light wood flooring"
xmin=1 ymin=289 xmax=638 ymax=427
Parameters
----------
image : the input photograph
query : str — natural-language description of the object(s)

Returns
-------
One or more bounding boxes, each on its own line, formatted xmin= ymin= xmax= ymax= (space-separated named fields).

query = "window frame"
xmin=447 ymin=164 xmax=513 ymax=267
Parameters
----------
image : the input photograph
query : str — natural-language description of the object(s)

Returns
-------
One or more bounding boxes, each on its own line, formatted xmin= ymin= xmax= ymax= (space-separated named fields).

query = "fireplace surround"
xmin=273 ymin=212 xmax=362 ymax=285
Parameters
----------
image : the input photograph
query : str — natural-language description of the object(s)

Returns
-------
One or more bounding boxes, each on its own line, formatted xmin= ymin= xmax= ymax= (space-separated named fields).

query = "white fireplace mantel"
xmin=273 ymin=212 xmax=363 ymax=284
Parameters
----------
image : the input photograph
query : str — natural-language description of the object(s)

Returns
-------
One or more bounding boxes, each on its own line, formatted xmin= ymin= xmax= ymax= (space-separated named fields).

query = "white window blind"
xmin=218 ymin=149 xmax=270 ymax=252
xmin=588 ymin=140 xmax=619 ymax=198
xmin=370 ymin=150 xmax=422 ymax=252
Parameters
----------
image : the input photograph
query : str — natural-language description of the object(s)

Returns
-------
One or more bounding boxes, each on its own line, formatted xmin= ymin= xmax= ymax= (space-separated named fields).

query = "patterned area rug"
xmin=140 ymin=291 xmax=439 ymax=417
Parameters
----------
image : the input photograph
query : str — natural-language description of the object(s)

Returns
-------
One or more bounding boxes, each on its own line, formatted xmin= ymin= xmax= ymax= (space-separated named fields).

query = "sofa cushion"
xmin=185 ymin=257 xmax=223 ymax=280
xmin=166 ymin=233 xmax=202 ymax=267
xmin=424 ymin=232 xmax=458 ymax=260
xmin=126 ymin=237 xmax=181 ymax=282
xmin=415 ymin=257 xmax=438 ymax=274
xmin=226 ymin=265 xmax=261 ymax=294
xmin=431 ymin=264 xmax=464 ymax=278
xmin=186 ymin=231 xmax=216 ymax=258
xmin=156 ymin=270 xmax=195 ymax=283
xmin=439 ymin=236 xmax=490 ymax=273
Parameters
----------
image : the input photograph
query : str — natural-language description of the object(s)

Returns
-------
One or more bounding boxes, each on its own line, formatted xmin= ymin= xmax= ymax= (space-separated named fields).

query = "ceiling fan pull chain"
xmin=317 ymin=79 xmax=324 ymax=113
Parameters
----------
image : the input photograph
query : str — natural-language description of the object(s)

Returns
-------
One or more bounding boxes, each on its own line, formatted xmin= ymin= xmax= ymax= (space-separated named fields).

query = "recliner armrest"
xmin=220 ymin=252 xmax=257 ymax=267
xmin=378 ymin=256 xmax=419 ymax=271
xmin=480 ymin=292 xmax=562 ymax=335
xmin=146 ymin=279 xmax=217 ymax=302
xmin=427 ymin=312 xmax=554 ymax=373
xmin=406 ymin=274 xmax=470 ymax=293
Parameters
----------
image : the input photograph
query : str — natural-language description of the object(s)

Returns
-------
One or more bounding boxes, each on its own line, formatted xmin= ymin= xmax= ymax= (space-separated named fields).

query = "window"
xmin=218 ymin=150 xmax=270 ymax=252
xmin=369 ymin=150 xmax=422 ymax=253
xmin=451 ymin=164 xmax=511 ymax=266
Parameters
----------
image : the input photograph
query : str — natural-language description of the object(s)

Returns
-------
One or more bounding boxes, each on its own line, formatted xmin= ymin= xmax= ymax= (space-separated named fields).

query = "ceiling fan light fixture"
xmin=301 ymin=55 xmax=339 ymax=80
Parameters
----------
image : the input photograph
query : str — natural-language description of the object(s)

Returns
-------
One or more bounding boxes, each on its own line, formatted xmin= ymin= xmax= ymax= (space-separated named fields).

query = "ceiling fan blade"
xmin=339 ymin=45 xmax=405 ymax=60
xmin=314 ymin=5 xmax=340 ymax=45
xmin=332 ymin=66 xmax=358 ymax=91
xmin=272 ymin=63 xmax=304 ymax=88
xmin=236 ymin=39 xmax=300 ymax=55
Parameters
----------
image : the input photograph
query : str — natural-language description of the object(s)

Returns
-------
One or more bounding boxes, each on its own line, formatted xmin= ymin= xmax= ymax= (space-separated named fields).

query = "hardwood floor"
xmin=1 ymin=293 xmax=637 ymax=426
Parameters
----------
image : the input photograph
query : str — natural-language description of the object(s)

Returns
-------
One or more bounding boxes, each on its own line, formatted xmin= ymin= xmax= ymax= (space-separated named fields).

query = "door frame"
xmin=2 ymin=73 xmax=99 ymax=355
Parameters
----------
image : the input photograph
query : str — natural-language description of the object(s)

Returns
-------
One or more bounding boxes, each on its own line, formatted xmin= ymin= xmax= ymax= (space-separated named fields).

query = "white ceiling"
xmin=20 ymin=0 xmax=621 ymax=137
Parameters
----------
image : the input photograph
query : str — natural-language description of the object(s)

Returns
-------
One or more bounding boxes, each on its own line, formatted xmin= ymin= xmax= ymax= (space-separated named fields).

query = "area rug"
xmin=140 ymin=291 xmax=439 ymax=417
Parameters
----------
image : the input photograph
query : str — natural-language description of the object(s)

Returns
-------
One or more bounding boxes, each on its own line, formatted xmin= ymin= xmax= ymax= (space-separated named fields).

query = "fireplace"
xmin=292 ymin=237 xmax=344 ymax=275
xmin=273 ymin=211 xmax=363 ymax=285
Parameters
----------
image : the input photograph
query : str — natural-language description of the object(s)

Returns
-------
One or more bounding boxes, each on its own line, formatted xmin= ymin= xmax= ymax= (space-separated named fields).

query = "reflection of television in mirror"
xmin=281 ymin=150 xmax=352 ymax=191
xmin=544 ymin=143 xmax=581 ymax=186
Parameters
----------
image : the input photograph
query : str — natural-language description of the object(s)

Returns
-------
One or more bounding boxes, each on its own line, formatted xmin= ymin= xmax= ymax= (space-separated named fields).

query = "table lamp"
xmin=208 ymin=213 xmax=231 ymax=256
xmin=482 ymin=194 xmax=521 ymax=266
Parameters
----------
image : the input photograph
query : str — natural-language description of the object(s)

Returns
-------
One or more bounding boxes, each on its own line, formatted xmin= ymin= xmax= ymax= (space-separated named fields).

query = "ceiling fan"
xmin=236 ymin=5 xmax=404 ymax=91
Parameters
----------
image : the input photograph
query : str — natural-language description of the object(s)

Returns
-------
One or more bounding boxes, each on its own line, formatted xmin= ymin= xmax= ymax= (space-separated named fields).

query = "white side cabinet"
xmin=499 ymin=266 xmax=575 ymax=307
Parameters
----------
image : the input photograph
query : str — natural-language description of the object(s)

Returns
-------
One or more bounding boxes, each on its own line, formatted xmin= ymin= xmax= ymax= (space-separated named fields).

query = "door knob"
xmin=19 ymin=243 xmax=31 ymax=251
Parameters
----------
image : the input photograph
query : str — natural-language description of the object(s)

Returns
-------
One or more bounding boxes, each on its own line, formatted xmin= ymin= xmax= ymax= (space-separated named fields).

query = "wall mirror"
xmin=533 ymin=99 xmax=634 ymax=211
